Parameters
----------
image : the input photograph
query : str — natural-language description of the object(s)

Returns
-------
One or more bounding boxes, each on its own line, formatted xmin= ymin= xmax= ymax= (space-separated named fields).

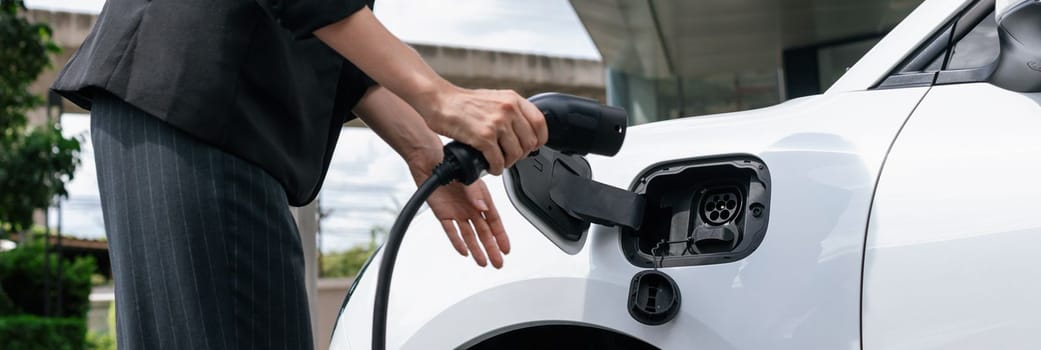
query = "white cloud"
xmin=24 ymin=0 xmax=104 ymax=13
xmin=24 ymin=0 xmax=599 ymax=59
xmin=320 ymin=128 xmax=418 ymax=251
xmin=375 ymin=0 xmax=600 ymax=59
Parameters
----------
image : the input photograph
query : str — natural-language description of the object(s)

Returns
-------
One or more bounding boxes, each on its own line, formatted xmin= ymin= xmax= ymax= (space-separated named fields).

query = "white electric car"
xmin=332 ymin=0 xmax=1041 ymax=348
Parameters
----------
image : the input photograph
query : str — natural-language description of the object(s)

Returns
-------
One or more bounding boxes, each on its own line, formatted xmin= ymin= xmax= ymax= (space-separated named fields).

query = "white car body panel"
xmin=330 ymin=0 xmax=1041 ymax=348
xmin=863 ymin=83 xmax=1041 ymax=349
xmin=332 ymin=87 xmax=929 ymax=349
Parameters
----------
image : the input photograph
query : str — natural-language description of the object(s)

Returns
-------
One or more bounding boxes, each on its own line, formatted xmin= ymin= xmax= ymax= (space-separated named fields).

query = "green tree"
xmin=321 ymin=245 xmax=377 ymax=278
xmin=320 ymin=226 xmax=383 ymax=278
xmin=85 ymin=302 xmax=116 ymax=350
xmin=0 ymin=242 xmax=96 ymax=350
xmin=0 ymin=242 xmax=96 ymax=318
xmin=0 ymin=0 xmax=81 ymax=236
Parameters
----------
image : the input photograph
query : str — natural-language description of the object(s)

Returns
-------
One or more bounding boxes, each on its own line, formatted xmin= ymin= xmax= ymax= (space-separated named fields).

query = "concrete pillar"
xmin=290 ymin=201 xmax=320 ymax=345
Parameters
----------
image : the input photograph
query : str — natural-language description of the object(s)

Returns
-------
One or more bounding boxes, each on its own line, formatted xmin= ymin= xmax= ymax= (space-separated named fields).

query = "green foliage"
xmin=321 ymin=226 xmax=381 ymax=278
xmin=85 ymin=301 xmax=116 ymax=350
xmin=0 ymin=0 xmax=55 ymax=126
xmin=86 ymin=329 xmax=116 ymax=350
xmin=321 ymin=244 xmax=377 ymax=278
xmin=0 ymin=314 xmax=86 ymax=350
xmin=0 ymin=280 xmax=14 ymax=314
xmin=90 ymin=272 xmax=108 ymax=286
xmin=0 ymin=0 xmax=80 ymax=235
xmin=0 ymin=6 xmax=93 ymax=347
xmin=0 ymin=242 xmax=97 ymax=318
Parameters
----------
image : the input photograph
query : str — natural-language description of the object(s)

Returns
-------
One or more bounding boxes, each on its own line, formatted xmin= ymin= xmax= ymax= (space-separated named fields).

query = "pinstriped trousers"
xmin=91 ymin=93 xmax=314 ymax=349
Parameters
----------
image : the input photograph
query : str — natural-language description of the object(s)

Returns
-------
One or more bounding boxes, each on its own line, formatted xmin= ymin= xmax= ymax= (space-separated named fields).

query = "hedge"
xmin=0 ymin=314 xmax=86 ymax=350
xmin=0 ymin=241 xmax=96 ymax=318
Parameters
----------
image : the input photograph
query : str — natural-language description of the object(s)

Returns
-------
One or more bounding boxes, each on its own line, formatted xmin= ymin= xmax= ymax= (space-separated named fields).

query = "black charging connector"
xmin=439 ymin=142 xmax=489 ymax=186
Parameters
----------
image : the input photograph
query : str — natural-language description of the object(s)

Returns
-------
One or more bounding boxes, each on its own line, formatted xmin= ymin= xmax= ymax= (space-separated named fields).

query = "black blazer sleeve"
xmin=255 ymin=0 xmax=372 ymax=38
xmin=334 ymin=59 xmax=379 ymax=123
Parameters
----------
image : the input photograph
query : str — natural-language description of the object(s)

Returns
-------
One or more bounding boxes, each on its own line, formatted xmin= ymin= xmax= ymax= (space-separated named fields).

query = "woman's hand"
xmin=416 ymin=87 xmax=548 ymax=176
xmin=315 ymin=9 xmax=547 ymax=174
xmin=425 ymin=179 xmax=509 ymax=269
xmin=408 ymin=155 xmax=509 ymax=268
xmin=355 ymin=86 xmax=520 ymax=268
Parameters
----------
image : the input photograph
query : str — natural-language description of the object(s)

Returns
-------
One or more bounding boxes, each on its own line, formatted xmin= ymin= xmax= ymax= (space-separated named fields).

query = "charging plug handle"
xmin=531 ymin=92 xmax=628 ymax=157
xmin=441 ymin=142 xmax=488 ymax=185
xmin=438 ymin=93 xmax=628 ymax=185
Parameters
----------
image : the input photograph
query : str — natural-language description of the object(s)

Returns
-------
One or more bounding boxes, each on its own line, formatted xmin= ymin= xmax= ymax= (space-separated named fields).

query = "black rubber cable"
xmin=372 ymin=162 xmax=457 ymax=350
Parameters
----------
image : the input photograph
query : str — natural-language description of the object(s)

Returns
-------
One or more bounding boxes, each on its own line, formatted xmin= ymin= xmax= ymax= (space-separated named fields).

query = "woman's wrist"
xmin=404 ymin=77 xmax=458 ymax=121
xmin=403 ymin=144 xmax=443 ymax=184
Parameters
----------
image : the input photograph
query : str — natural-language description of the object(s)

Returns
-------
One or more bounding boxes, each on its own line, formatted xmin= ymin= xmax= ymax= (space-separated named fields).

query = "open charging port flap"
xmin=622 ymin=156 xmax=771 ymax=268
xmin=504 ymin=146 xmax=644 ymax=255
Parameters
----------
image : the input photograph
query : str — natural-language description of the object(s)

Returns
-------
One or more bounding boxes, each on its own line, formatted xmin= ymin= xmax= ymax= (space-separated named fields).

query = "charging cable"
xmin=371 ymin=142 xmax=486 ymax=350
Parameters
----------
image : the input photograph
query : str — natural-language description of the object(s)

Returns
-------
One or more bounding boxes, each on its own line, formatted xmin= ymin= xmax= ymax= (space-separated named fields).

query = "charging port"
xmin=621 ymin=156 xmax=770 ymax=268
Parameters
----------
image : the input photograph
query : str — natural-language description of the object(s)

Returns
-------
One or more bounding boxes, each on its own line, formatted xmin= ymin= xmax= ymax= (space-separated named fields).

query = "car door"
xmin=863 ymin=1 xmax=1041 ymax=348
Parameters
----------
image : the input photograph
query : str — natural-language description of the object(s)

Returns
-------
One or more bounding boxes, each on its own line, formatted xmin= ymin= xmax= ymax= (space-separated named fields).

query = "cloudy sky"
xmin=24 ymin=0 xmax=600 ymax=59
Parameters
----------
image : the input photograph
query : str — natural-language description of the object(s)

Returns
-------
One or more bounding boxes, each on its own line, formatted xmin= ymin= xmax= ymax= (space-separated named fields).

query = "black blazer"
xmin=52 ymin=0 xmax=376 ymax=206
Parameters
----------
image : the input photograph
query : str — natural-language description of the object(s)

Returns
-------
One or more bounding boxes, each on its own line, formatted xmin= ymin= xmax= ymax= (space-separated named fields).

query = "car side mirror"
xmin=990 ymin=1 xmax=1041 ymax=92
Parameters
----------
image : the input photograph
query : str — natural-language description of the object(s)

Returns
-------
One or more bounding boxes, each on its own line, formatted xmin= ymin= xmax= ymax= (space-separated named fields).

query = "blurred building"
xmin=24 ymin=9 xmax=606 ymax=118
xmin=570 ymin=0 xmax=925 ymax=124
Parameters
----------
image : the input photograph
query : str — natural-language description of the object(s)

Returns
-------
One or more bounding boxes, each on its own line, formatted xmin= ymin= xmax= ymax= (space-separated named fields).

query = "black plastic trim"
xmin=924 ymin=3 xmax=1000 ymax=87
xmin=935 ymin=64 xmax=996 ymax=85
xmin=628 ymin=270 xmax=681 ymax=325
xmin=503 ymin=147 xmax=592 ymax=254
xmin=877 ymin=72 xmax=938 ymax=89
xmin=873 ymin=0 xmax=996 ymax=89
xmin=620 ymin=155 xmax=771 ymax=268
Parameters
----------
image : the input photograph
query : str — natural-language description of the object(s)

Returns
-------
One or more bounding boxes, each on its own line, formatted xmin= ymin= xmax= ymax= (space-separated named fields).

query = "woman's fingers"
xmin=456 ymin=219 xmax=487 ymax=267
xmin=518 ymin=98 xmax=548 ymax=147
xmin=419 ymin=88 xmax=546 ymax=175
xmin=472 ymin=217 xmax=503 ymax=269
xmin=480 ymin=186 xmax=510 ymax=255
xmin=440 ymin=220 xmax=468 ymax=256
xmin=497 ymin=123 xmax=524 ymax=171
xmin=476 ymin=128 xmax=505 ymax=176
xmin=510 ymin=100 xmax=540 ymax=154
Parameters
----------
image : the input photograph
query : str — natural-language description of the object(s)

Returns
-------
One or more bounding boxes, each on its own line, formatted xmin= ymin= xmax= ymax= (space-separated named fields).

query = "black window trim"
xmin=874 ymin=0 xmax=996 ymax=89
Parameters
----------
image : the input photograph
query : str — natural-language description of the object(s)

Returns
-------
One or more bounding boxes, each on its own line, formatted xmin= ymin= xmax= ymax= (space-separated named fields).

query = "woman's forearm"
xmin=315 ymin=7 xmax=453 ymax=113
xmin=316 ymin=6 xmax=548 ymax=176
xmin=353 ymin=86 xmax=444 ymax=178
